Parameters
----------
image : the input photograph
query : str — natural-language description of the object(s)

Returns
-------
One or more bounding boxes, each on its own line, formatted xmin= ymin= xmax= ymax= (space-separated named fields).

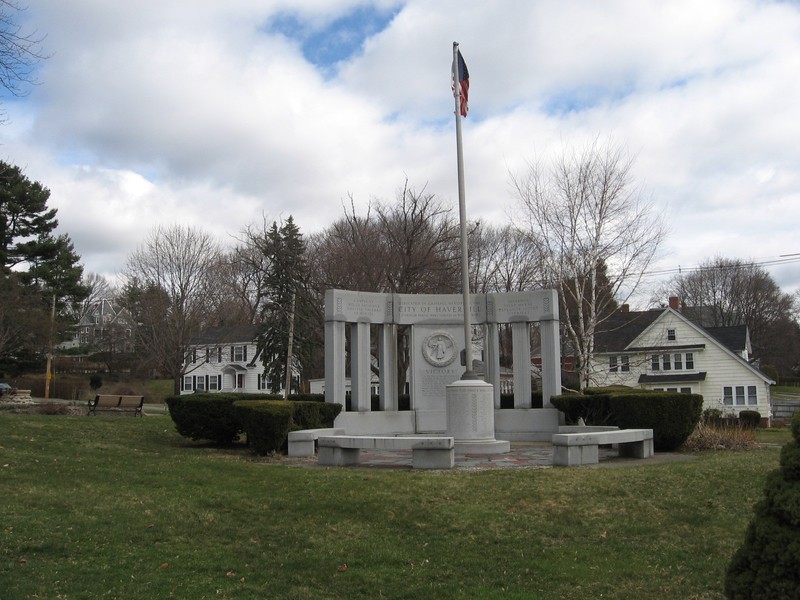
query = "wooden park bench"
xmin=87 ymin=394 xmax=144 ymax=417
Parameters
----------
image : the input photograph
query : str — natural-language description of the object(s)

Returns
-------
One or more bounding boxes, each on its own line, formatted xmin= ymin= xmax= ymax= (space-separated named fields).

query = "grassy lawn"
xmin=0 ymin=414 xmax=785 ymax=599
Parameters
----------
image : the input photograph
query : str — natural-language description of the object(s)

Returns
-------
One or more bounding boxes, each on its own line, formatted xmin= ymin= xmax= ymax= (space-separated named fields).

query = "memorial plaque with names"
xmin=325 ymin=289 xmax=392 ymax=323
xmin=486 ymin=290 xmax=558 ymax=323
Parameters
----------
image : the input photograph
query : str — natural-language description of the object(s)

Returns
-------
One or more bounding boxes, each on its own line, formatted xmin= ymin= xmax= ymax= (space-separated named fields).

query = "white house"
xmin=590 ymin=299 xmax=774 ymax=420
xmin=180 ymin=324 xmax=267 ymax=395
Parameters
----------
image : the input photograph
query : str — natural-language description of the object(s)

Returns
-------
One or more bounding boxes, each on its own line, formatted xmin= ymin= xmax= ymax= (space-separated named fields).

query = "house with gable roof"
xmin=590 ymin=297 xmax=774 ymax=420
xmin=180 ymin=324 xmax=268 ymax=394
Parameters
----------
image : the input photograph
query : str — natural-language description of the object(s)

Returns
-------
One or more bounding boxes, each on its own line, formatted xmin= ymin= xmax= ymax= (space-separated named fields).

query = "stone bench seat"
xmin=551 ymin=428 xmax=654 ymax=466
xmin=287 ymin=428 xmax=346 ymax=457
xmin=317 ymin=435 xmax=455 ymax=469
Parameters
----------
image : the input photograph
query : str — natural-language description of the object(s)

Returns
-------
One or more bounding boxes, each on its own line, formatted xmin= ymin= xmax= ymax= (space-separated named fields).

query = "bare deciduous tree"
xmin=511 ymin=140 xmax=666 ymax=389
xmin=122 ymin=225 xmax=220 ymax=394
xmin=1 ymin=0 xmax=47 ymax=117
xmin=665 ymin=256 xmax=799 ymax=377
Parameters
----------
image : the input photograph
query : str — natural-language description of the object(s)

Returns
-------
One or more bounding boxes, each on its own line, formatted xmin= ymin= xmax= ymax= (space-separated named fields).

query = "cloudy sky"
xmin=2 ymin=0 xmax=799 ymax=306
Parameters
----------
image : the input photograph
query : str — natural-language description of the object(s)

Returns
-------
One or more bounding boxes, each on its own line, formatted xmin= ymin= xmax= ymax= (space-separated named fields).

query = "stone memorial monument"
xmin=324 ymin=288 xmax=562 ymax=442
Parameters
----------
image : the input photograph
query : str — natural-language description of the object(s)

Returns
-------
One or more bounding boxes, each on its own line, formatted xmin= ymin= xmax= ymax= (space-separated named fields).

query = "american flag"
xmin=455 ymin=50 xmax=469 ymax=117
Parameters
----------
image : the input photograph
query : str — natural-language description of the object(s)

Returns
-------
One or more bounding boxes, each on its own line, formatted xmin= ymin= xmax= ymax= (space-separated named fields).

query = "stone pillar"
xmin=379 ymin=323 xmax=398 ymax=411
xmin=324 ymin=320 xmax=346 ymax=407
xmin=512 ymin=322 xmax=532 ymax=408
xmin=350 ymin=322 xmax=371 ymax=412
xmin=539 ymin=318 xmax=561 ymax=407
xmin=484 ymin=322 xmax=501 ymax=408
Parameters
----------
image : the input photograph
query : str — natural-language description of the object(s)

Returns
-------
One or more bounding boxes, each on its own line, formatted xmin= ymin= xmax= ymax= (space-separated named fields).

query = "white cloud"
xmin=1 ymin=0 xmax=799 ymax=302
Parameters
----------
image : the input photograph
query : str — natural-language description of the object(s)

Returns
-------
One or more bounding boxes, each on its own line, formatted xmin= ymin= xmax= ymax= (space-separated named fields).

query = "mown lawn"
xmin=0 ymin=414 xmax=783 ymax=599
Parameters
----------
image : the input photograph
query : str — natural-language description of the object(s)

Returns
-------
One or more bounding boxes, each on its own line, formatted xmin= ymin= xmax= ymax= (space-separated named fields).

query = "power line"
xmin=640 ymin=255 xmax=800 ymax=279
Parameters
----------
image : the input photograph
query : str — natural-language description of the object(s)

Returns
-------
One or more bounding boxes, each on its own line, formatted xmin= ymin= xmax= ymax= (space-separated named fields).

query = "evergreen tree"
xmin=725 ymin=412 xmax=800 ymax=598
xmin=0 ymin=161 xmax=89 ymax=365
xmin=259 ymin=216 xmax=311 ymax=393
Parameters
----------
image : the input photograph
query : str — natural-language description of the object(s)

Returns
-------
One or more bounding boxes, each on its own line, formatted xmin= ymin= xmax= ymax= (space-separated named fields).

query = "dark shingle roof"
xmin=190 ymin=324 xmax=261 ymax=345
xmin=593 ymin=310 xmax=662 ymax=353
xmin=703 ymin=325 xmax=748 ymax=354
xmin=594 ymin=307 xmax=749 ymax=356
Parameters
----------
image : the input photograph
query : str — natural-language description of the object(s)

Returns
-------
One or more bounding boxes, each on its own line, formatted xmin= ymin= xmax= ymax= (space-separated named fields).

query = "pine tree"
xmin=0 ymin=161 xmax=89 ymax=364
xmin=259 ymin=216 xmax=311 ymax=394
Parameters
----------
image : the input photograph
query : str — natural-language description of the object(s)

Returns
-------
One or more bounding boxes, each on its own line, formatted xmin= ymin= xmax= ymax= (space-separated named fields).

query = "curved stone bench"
xmin=287 ymin=428 xmax=346 ymax=457
xmin=552 ymin=428 xmax=654 ymax=466
xmin=317 ymin=435 xmax=455 ymax=469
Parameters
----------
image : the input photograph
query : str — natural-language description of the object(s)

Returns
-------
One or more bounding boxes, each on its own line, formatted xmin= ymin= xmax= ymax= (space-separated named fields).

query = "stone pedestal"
xmin=446 ymin=379 xmax=510 ymax=454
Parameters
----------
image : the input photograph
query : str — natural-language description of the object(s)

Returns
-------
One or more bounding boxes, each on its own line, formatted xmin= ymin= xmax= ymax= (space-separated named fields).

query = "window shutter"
xmin=218 ymin=375 xmax=222 ymax=390
xmin=244 ymin=346 xmax=248 ymax=361
xmin=206 ymin=375 xmax=209 ymax=391
xmin=230 ymin=346 xmax=234 ymax=361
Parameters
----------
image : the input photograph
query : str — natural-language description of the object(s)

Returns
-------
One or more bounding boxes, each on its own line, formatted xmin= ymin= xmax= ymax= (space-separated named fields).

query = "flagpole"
xmin=453 ymin=41 xmax=476 ymax=380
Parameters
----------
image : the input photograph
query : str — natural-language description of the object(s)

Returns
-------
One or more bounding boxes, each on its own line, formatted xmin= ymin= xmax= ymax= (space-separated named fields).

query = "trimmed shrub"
xmin=738 ymin=410 xmax=761 ymax=429
xmin=234 ymin=400 xmax=342 ymax=454
xmin=234 ymin=401 xmax=294 ymax=455
xmin=165 ymin=394 xmax=245 ymax=444
xmin=725 ymin=412 xmax=800 ymax=598
xmin=551 ymin=388 xmax=703 ymax=451
xmin=702 ymin=408 xmax=723 ymax=424
xmin=550 ymin=393 xmax=614 ymax=425
xmin=610 ymin=392 xmax=703 ymax=452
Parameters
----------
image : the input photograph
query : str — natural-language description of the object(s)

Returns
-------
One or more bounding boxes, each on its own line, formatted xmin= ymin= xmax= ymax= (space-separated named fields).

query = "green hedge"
xmin=551 ymin=388 xmax=703 ymax=452
xmin=165 ymin=393 xmax=335 ymax=447
xmin=233 ymin=401 xmax=294 ymax=455
xmin=738 ymin=410 xmax=761 ymax=429
xmin=233 ymin=400 xmax=342 ymax=455
xmin=165 ymin=394 xmax=244 ymax=444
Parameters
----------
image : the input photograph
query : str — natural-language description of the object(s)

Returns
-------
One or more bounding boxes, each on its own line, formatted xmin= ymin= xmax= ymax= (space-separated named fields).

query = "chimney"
xmin=620 ymin=304 xmax=630 ymax=313
xmin=668 ymin=296 xmax=681 ymax=311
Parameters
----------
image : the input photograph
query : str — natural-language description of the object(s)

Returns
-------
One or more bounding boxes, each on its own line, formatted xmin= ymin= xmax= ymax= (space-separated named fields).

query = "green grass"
xmin=0 ymin=415 xmax=784 ymax=599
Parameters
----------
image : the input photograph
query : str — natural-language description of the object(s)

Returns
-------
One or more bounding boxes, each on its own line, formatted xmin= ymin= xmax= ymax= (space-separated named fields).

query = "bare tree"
xmin=666 ymin=256 xmax=800 ymax=377
xmin=310 ymin=180 xmax=462 ymax=393
xmin=511 ymin=140 xmax=666 ymax=389
xmin=122 ymin=225 xmax=220 ymax=394
xmin=469 ymin=222 xmax=544 ymax=294
xmin=1 ymin=0 xmax=47 ymax=116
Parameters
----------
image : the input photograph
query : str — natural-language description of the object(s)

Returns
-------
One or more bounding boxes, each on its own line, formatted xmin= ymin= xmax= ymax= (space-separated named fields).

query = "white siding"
xmin=590 ymin=310 xmax=771 ymax=418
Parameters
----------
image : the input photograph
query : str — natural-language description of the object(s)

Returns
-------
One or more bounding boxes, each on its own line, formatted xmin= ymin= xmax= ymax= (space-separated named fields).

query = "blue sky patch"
xmin=267 ymin=5 xmax=399 ymax=74
xmin=543 ymin=83 xmax=636 ymax=116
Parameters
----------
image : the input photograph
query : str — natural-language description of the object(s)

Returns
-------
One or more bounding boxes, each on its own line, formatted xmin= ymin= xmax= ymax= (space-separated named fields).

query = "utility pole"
xmin=44 ymin=293 xmax=56 ymax=400
xmin=283 ymin=291 xmax=296 ymax=399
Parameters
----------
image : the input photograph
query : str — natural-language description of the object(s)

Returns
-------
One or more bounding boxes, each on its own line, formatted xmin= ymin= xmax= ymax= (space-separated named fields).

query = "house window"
xmin=723 ymin=386 xmax=733 ymax=405
xmin=735 ymin=386 xmax=745 ymax=405
xmin=609 ymin=356 xmax=618 ymax=372
xmin=747 ymin=385 xmax=757 ymax=405
xmin=620 ymin=356 xmax=630 ymax=372
xmin=651 ymin=355 xmax=660 ymax=371
xmin=209 ymin=376 xmax=218 ymax=391
xmin=667 ymin=329 xmax=676 ymax=341
xmin=674 ymin=353 xmax=683 ymax=370
xmin=184 ymin=376 xmax=192 ymax=391
xmin=662 ymin=354 xmax=671 ymax=371
xmin=680 ymin=387 xmax=691 ymax=394
xmin=195 ymin=377 xmax=205 ymax=392
xmin=685 ymin=352 xmax=694 ymax=370
xmin=233 ymin=346 xmax=247 ymax=362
